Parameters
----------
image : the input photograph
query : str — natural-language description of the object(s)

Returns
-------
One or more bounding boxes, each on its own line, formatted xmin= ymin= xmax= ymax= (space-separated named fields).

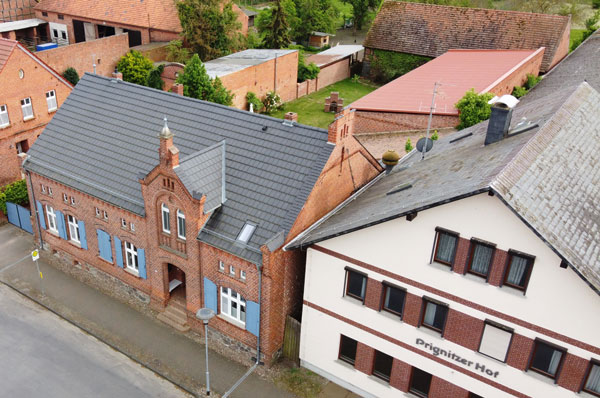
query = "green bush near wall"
xmin=369 ymin=50 xmax=432 ymax=83
xmin=0 ymin=180 xmax=29 ymax=215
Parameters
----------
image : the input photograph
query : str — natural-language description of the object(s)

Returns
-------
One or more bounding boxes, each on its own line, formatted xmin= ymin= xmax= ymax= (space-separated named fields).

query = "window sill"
xmin=48 ymin=108 xmax=57 ymax=113
xmin=367 ymin=374 xmax=391 ymax=388
xmin=217 ymin=313 xmax=246 ymax=330
xmin=526 ymin=368 xmax=560 ymax=386
xmin=342 ymin=294 xmax=365 ymax=306
xmin=69 ymin=240 xmax=81 ymax=248
xmin=334 ymin=358 xmax=356 ymax=370
xmin=177 ymin=236 xmax=186 ymax=242
xmin=429 ymin=260 xmax=454 ymax=273
xmin=23 ymin=116 xmax=35 ymax=122
xmin=124 ymin=267 xmax=140 ymax=277
xmin=417 ymin=324 xmax=445 ymax=340
xmin=46 ymin=229 xmax=59 ymax=237
xmin=0 ymin=124 xmax=9 ymax=129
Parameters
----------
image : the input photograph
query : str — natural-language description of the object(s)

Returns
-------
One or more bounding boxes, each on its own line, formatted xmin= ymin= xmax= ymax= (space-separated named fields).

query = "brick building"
xmin=285 ymin=35 xmax=600 ymax=398
xmin=33 ymin=0 xmax=248 ymax=47
xmin=23 ymin=73 xmax=382 ymax=364
xmin=0 ymin=37 xmax=71 ymax=185
xmin=364 ymin=1 xmax=570 ymax=74
xmin=306 ymin=45 xmax=362 ymax=91
xmin=351 ymin=48 xmax=544 ymax=134
xmin=1 ymin=0 xmax=37 ymax=22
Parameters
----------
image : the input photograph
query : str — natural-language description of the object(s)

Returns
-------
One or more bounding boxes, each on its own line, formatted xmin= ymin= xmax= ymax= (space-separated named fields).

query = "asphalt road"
xmin=0 ymin=283 xmax=190 ymax=398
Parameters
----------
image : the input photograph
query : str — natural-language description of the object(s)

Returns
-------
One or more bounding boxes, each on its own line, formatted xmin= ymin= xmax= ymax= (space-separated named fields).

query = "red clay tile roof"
xmin=0 ymin=38 xmax=17 ymax=73
xmin=364 ymin=1 xmax=570 ymax=72
xmin=351 ymin=49 xmax=542 ymax=115
xmin=35 ymin=0 xmax=182 ymax=32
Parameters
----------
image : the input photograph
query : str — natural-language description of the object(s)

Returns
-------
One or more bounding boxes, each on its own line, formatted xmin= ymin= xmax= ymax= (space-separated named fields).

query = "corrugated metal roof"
xmin=24 ymin=73 xmax=333 ymax=265
xmin=351 ymin=49 xmax=543 ymax=115
xmin=0 ymin=18 xmax=45 ymax=33
xmin=306 ymin=45 xmax=363 ymax=67
xmin=204 ymin=49 xmax=297 ymax=78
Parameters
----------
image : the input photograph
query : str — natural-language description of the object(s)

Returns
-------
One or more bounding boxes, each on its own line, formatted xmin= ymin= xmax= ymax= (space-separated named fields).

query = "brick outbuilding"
xmin=23 ymin=73 xmax=382 ymax=364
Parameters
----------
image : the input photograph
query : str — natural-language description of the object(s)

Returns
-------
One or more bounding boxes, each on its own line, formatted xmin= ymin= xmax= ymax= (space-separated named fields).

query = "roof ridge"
xmin=179 ymin=140 xmax=225 ymax=164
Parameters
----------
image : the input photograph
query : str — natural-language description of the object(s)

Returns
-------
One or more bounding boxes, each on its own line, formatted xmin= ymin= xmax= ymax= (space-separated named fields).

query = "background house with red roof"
xmin=32 ymin=0 xmax=248 ymax=47
xmin=0 ymin=37 xmax=71 ymax=185
xmin=364 ymin=1 xmax=569 ymax=74
xmin=351 ymin=48 xmax=544 ymax=134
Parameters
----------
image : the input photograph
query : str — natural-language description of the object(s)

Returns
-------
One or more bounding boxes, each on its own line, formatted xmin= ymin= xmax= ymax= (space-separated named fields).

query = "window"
xmin=529 ymin=340 xmax=565 ymax=379
xmin=21 ymin=97 xmax=33 ymax=120
xmin=468 ymin=240 xmax=495 ymax=278
xmin=338 ymin=335 xmax=357 ymax=365
xmin=42 ymin=11 xmax=48 ymax=16
xmin=48 ymin=187 xmax=53 ymax=195
xmin=121 ymin=218 xmax=127 ymax=228
xmin=16 ymin=139 xmax=28 ymax=154
xmin=103 ymin=210 xmax=108 ymax=220
xmin=381 ymin=283 xmax=406 ymax=317
xmin=58 ymin=14 xmax=64 ymax=19
xmin=421 ymin=298 xmax=448 ymax=333
xmin=67 ymin=215 xmax=80 ymax=243
xmin=478 ymin=322 xmax=513 ymax=362
xmin=434 ymin=228 xmax=458 ymax=265
xmin=219 ymin=261 xmax=225 ymax=271
xmin=161 ymin=203 xmax=170 ymax=233
xmin=177 ymin=210 xmax=186 ymax=240
xmin=469 ymin=394 xmax=484 ymax=398
xmin=124 ymin=241 xmax=138 ymax=272
xmin=95 ymin=207 xmax=100 ymax=217
xmin=70 ymin=196 xmax=75 ymax=205
xmin=61 ymin=31 xmax=67 ymax=40
xmin=345 ymin=268 xmax=367 ymax=302
xmin=237 ymin=222 xmax=256 ymax=243
xmin=63 ymin=193 xmax=68 ymax=202
xmin=240 ymin=270 xmax=246 ymax=281
xmin=46 ymin=90 xmax=57 ymax=111
xmin=372 ymin=350 xmax=393 ymax=382
xmin=46 ymin=205 xmax=57 ymax=233
xmin=220 ymin=287 xmax=246 ymax=324
xmin=409 ymin=367 xmax=432 ymax=397
xmin=583 ymin=361 xmax=600 ymax=396
xmin=0 ymin=104 xmax=9 ymax=127
xmin=229 ymin=265 xmax=235 ymax=276
xmin=503 ymin=251 xmax=534 ymax=291
xmin=41 ymin=184 xmax=46 ymax=194
xmin=130 ymin=222 xmax=135 ymax=231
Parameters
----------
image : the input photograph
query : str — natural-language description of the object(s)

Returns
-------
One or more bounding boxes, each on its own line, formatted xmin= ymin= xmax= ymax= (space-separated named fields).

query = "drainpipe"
xmin=27 ymin=170 xmax=44 ymax=249
xmin=222 ymin=263 xmax=262 ymax=397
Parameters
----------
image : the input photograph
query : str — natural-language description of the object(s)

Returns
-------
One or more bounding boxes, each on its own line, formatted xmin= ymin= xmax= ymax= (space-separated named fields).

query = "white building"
xmin=286 ymin=34 xmax=600 ymax=398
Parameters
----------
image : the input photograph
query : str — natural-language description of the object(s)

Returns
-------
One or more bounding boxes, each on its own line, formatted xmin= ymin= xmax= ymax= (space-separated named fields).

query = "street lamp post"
xmin=196 ymin=308 xmax=215 ymax=396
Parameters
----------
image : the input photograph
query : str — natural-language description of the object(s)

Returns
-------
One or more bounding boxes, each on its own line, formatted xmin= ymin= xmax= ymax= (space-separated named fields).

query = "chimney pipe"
xmin=112 ymin=71 xmax=123 ymax=80
xmin=485 ymin=95 xmax=519 ymax=146
xmin=171 ymin=83 xmax=184 ymax=96
xmin=284 ymin=112 xmax=298 ymax=122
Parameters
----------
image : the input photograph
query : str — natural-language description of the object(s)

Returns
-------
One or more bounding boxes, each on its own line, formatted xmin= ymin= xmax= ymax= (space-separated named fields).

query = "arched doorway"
xmin=167 ymin=263 xmax=186 ymax=304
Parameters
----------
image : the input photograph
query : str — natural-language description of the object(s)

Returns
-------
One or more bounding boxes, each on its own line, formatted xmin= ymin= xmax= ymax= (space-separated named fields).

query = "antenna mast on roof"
xmin=421 ymin=82 xmax=440 ymax=160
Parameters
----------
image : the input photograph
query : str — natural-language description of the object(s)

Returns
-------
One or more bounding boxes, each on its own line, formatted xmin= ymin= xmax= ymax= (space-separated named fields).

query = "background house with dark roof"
xmin=351 ymin=48 xmax=544 ymax=133
xmin=364 ymin=1 xmax=570 ymax=74
xmin=23 ymin=73 xmax=382 ymax=364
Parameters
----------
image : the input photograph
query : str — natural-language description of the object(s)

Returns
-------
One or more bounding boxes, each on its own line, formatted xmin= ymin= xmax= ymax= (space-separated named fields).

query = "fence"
xmin=6 ymin=202 xmax=32 ymax=234
xmin=282 ymin=315 xmax=301 ymax=365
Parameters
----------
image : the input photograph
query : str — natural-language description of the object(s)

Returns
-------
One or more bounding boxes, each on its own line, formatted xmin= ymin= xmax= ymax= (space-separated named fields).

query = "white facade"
xmin=300 ymin=193 xmax=600 ymax=397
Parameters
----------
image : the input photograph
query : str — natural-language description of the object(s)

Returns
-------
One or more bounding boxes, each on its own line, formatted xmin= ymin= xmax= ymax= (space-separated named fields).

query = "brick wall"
xmin=35 ymin=34 xmax=130 ymax=78
xmin=1 ymin=0 xmax=37 ymax=21
xmin=315 ymin=58 xmax=351 ymax=90
xmin=0 ymin=45 xmax=71 ymax=185
xmin=486 ymin=49 xmax=544 ymax=95
xmin=549 ymin=19 xmax=571 ymax=70
xmin=148 ymin=30 xmax=180 ymax=44
xmin=353 ymin=110 xmax=459 ymax=134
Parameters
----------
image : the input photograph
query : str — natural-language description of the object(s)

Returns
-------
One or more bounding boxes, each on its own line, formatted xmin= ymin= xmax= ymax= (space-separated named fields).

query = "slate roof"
xmin=351 ymin=49 xmax=543 ymax=115
xmin=364 ymin=1 xmax=570 ymax=72
xmin=175 ymin=141 xmax=226 ymax=214
xmin=0 ymin=37 xmax=17 ymax=73
xmin=288 ymin=82 xmax=600 ymax=293
xmin=24 ymin=74 xmax=333 ymax=265
xmin=35 ymin=0 xmax=182 ymax=32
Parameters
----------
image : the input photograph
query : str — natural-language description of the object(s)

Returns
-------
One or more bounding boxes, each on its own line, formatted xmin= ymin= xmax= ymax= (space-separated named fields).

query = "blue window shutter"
xmin=55 ymin=210 xmax=67 ymax=240
xmin=138 ymin=248 xmax=146 ymax=279
xmin=245 ymin=300 xmax=260 ymax=337
xmin=97 ymin=230 xmax=112 ymax=262
xmin=36 ymin=201 xmax=46 ymax=230
xmin=114 ymin=236 xmax=123 ymax=268
xmin=203 ymin=278 xmax=217 ymax=313
xmin=78 ymin=220 xmax=87 ymax=250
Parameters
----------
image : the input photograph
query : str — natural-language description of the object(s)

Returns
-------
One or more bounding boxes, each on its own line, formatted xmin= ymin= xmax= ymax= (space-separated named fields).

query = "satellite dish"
xmin=416 ymin=137 xmax=434 ymax=153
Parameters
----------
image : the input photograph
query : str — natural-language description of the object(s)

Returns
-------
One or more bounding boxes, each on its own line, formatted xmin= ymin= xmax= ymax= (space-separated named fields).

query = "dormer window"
xmin=237 ymin=222 xmax=256 ymax=243
xmin=161 ymin=203 xmax=170 ymax=233
xmin=177 ymin=210 xmax=186 ymax=240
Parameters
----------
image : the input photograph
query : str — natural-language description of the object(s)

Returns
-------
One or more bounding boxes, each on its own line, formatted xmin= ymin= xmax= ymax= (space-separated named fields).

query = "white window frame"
xmin=70 ymin=196 xmax=75 ymax=205
xmin=177 ymin=209 xmax=186 ymax=240
xmin=41 ymin=184 xmax=46 ymax=194
xmin=240 ymin=270 xmax=246 ymax=281
xmin=16 ymin=140 xmax=26 ymax=154
xmin=121 ymin=218 xmax=127 ymax=228
xmin=161 ymin=203 xmax=170 ymax=233
xmin=63 ymin=193 xmax=68 ymax=202
xmin=237 ymin=222 xmax=256 ymax=243
xmin=0 ymin=104 xmax=9 ymax=128
xmin=46 ymin=90 xmax=57 ymax=112
xmin=95 ymin=207 xmax=100 ymax=217
xmin=21 ymin=97 xmax=34 ymax=120
xmin=219 ymin=260 xmax=225 ymax=271
xmin=48 ymin=187 xmax=53 ymax=195
xmin=478 ymin=322 xmax=513 ymax=362
xmin=46 ymin=204 xmax=57 ymax=233
xmin=220 ymin=287 xmax=246 ymax=325
xmin=67 ymin=214 xmax=80 ymax=243
xmin=103 ymin=210 xmax=108 ymax=220
xmin=124 ymin=241 xmax=139 ymax=272
xmin=229 ymin=265 xmax=235 ymax=276
xmin=130 ymin=222 xmax=135 ymax=231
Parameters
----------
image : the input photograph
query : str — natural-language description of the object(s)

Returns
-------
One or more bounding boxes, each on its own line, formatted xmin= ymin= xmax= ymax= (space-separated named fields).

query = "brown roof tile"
xmin=0 ymin=38 xmax=17 ymax=73
xmin=364 ymin=1 xmax=570 ymax=72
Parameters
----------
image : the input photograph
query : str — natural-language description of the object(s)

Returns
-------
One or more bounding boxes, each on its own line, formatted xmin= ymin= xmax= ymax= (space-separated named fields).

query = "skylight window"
xmin=237 ymin=222 xmax=256 ymax=243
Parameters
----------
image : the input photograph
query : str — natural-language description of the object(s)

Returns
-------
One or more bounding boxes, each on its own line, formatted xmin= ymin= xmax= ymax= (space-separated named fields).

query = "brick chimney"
xmin=112 ymin=71 xmax=123 ymax=80
xmin=284 ymin=112 xmax=298 ymax=122
xmin=171 ymin=83 xmax=184 ymax=96
xmin=159 ymin=117 xmax=179 ymax=168
xmin=327 ymin=108 xmax=355 ymax=144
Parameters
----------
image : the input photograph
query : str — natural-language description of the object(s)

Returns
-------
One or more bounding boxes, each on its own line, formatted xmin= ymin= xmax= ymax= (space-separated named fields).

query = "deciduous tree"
xmin=116 ymin=50 xmax=154 ymax=86
xmin=176 ymin=54 xmax=234 ymax=105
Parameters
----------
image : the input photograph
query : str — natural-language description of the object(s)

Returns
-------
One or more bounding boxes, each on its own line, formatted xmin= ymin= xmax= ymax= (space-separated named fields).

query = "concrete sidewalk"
xmin=0 ymin=224 xmax=295 ymax=398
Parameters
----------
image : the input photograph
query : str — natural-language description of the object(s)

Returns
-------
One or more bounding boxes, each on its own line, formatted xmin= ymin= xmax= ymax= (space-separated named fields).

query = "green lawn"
xmin=570 ymin=28 xmax=586 ymax=51
xmin=270 ymin=78 xmax=379 ymax=129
